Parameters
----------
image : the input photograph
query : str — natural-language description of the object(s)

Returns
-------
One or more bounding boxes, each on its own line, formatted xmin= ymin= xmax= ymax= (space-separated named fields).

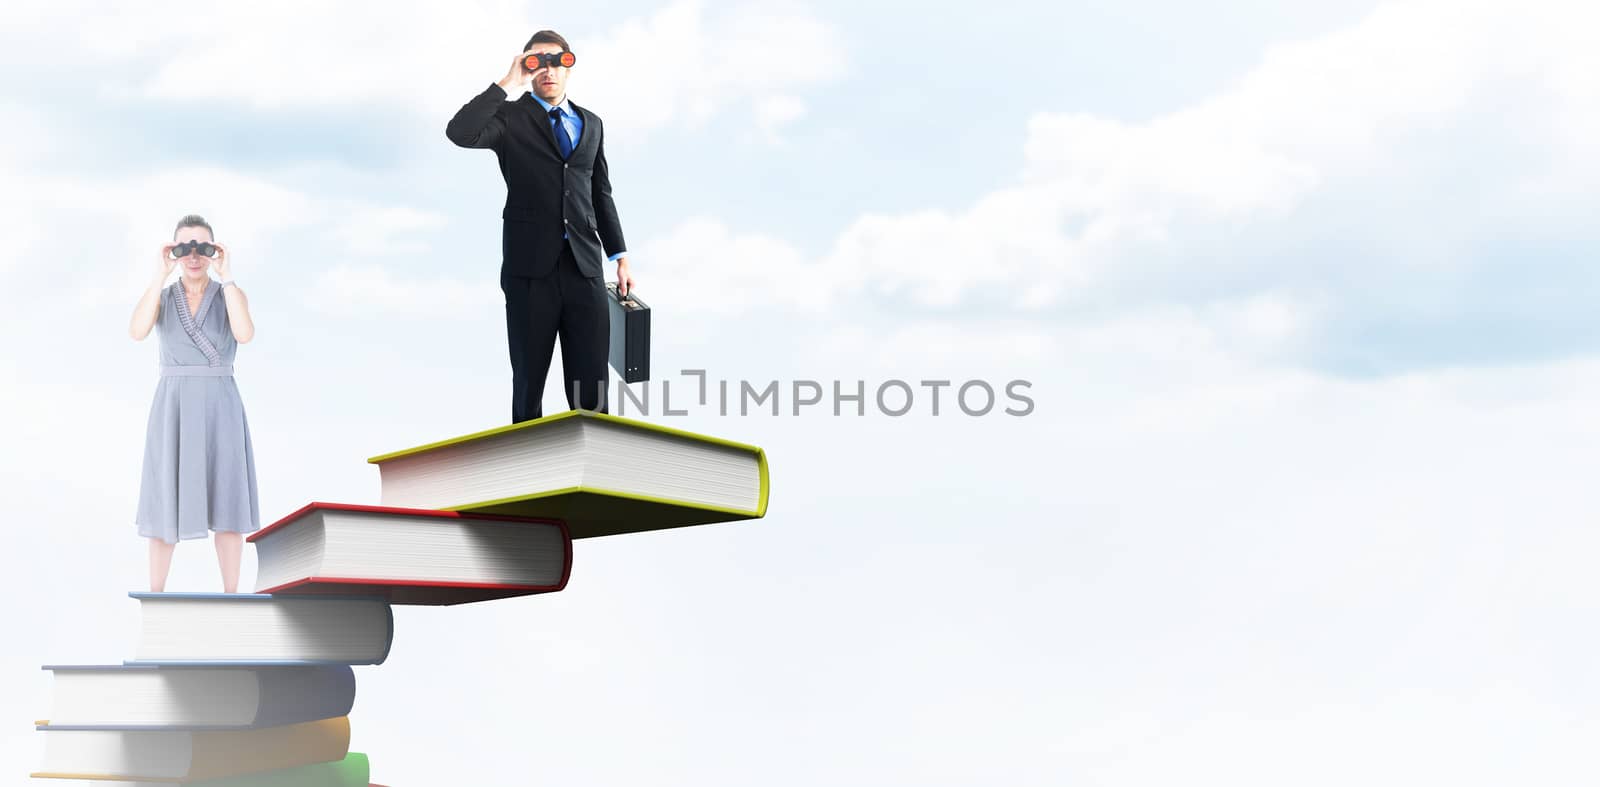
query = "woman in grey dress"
xmin=129 ymin=214 xmax=259 ymax=593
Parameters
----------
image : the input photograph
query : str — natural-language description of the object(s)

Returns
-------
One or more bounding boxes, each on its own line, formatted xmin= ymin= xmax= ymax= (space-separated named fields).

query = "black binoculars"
xmin=169 ymin=241 xmax=217 ymax=259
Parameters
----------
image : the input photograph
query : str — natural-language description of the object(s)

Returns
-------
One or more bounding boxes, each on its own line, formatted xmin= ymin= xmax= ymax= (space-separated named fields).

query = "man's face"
xmin=526 ymin=42 xmax=570 ymax=102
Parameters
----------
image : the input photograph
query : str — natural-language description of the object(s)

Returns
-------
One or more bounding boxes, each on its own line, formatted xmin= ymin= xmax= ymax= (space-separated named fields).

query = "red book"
xmin=248 ymin=503 xmax=572 ymax=606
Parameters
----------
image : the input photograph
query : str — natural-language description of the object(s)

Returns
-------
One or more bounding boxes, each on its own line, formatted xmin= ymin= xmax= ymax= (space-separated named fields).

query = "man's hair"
xmin=523 ymin=30 xmax=571 ymax=52
xmin=173 ymin=214 xmax=214 ymax=241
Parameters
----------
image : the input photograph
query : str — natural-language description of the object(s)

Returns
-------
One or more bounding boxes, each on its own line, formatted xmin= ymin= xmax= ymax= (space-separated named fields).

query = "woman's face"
xmin=172 ymin=226 xmax=215 ymax=281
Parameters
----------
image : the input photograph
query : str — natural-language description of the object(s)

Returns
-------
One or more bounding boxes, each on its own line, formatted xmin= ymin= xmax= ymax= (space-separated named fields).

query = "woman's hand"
xmin=210 ymin=242 xmax=232 ymax=281
xmin=134 ymin=245 xmax=176 ymax=340
xmin=156 ymin=243 xmax=177 ymax=283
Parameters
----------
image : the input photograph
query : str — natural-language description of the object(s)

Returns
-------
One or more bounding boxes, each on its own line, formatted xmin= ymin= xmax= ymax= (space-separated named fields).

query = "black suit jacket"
xmin=446 ymin=84 xmax=626 ymax=278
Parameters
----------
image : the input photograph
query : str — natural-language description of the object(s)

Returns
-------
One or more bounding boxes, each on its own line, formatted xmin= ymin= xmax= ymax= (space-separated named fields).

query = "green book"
xmin=35 ymin=752 xmax=368 ymax=786
xmin=368 ymin=411 xmax=770 ymax=539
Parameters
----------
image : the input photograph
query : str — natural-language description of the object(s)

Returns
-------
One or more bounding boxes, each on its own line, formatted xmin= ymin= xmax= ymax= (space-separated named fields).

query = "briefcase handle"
xmin=609 ymin=281 xmax=641 ymax=307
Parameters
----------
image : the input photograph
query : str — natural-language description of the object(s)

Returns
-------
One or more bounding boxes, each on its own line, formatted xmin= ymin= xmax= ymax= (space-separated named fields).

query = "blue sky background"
xmin=2 ymin=1 xmax=1598 ymax=785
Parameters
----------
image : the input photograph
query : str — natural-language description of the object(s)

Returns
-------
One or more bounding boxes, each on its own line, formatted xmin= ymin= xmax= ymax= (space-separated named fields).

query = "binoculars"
xmin=169 ymin=241 xmax=217 ymax=259
xmin=523 ymin=51 xmax=577 ymax=71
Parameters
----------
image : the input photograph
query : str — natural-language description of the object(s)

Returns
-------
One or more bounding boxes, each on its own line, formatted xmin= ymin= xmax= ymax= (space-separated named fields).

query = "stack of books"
xmin=32 ymin=411 xmax=770 ymax=783
xmin=35 ymin=595 xmax=380 ymax=786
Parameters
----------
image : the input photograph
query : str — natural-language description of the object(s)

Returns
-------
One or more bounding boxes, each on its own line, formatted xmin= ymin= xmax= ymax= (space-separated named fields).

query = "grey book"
xmin=37 ymin=664 xmax=354 ymax=730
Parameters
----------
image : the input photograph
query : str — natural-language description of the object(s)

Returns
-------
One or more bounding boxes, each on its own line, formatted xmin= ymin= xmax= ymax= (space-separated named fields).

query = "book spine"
xmin=185 ymin=717 xmax=350 ymax=781
xmin=187 ymin=752 xmax=369 ymax=787
xmin=251 ymin=666 xmax=356 ymax=728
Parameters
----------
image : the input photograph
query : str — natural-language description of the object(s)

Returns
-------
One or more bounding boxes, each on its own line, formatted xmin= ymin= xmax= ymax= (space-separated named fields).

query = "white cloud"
xmin=0 ymin=165 xmax=324 ymax=310
xmin=78 ymin=0 xmax=526 ymax=110
xmin=8 ymin=0 xmax=843 ymax=143
xmin=330 ymin=205 xmax=451 ymax=257
xmin=753 ymin=94 xmax=806 ymax=140
xmin=0 ymin=152 xmax=454 ymax=314
xmin=0 ymin=103 xmax=66 ymax=271
xmin=304 ymin=263 xmax=495 ymax=317
xmin=1 ymin=1 xmax=842 ymax=311
xmin=630 ymin=0 xmax=1600 ymax=326
xmin=638 ymin=216 xmax=834 ymax=315
xmin=982 ymin=0 xmax=1594 ymax=299
xmin=574 ymin=1 xmax=844 ymax=143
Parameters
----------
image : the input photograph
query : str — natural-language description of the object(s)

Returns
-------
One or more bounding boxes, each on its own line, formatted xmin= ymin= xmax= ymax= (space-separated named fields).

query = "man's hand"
xmin=615 ymin=256 xmax=635 ymax=298
xmin=210 ymin=242 xmax=232 ymax=281
xmin=497 ymin=50 xmax=535 ymax=93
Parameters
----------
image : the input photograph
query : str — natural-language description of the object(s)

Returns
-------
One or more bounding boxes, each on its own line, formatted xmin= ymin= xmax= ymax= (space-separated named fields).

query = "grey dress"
xmin=135 ymin=280 xmax=260 ymax=544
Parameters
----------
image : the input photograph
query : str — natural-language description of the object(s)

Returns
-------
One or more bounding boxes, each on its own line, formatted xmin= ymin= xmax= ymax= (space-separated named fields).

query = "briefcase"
xmin=606 ymin=283 xmax=650 ymax=383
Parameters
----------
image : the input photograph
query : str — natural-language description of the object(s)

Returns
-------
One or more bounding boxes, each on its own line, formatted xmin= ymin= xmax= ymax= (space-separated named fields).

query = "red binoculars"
xmin=524 ymin=51 xmax=576 ymax=71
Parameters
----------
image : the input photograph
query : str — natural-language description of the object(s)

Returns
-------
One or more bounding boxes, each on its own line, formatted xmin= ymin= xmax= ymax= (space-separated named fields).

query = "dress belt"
xmin=161 ymin=365 xmax=234 ymax=377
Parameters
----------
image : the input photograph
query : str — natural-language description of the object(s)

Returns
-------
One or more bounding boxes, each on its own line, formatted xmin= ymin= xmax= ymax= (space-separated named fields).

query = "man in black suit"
xmin=446 ymin=29 xmax=635 ymax=423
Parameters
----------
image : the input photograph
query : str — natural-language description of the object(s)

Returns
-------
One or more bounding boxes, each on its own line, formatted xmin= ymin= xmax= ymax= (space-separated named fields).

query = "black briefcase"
xmin=606 ymin=283 xmax=650 ymax=383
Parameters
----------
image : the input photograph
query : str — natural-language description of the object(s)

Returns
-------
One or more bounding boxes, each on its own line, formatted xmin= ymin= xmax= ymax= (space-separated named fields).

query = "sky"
xmin=1 ymin=0 xmax=1598 ymax=784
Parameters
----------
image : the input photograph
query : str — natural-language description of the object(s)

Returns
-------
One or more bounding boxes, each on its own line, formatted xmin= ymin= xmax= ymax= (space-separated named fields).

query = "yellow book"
xmin=32 ymin=717 xmax=349 ymax=782
xmin=29 ymin=753 xmax=368 ymax=786
xmin=369 ymin=410 xmax=770 ymax=538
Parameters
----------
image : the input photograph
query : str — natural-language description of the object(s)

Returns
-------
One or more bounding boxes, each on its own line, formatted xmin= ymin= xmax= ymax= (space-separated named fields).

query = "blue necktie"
xmin=549 ymin=107 xmax=573 ymax=159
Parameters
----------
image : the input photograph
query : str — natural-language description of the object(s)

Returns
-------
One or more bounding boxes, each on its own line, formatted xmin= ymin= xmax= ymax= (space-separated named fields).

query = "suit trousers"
xmin=501 ymin=241 xmax=610 ymax=423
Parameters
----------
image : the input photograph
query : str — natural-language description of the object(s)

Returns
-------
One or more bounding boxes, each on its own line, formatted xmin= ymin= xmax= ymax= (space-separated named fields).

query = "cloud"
xmin=885 ymin=0 xmax=1599 ymax=309
xmin=615 ymin=0 xmax=1599 ymax=378
xmin=330 ymin=205 xmax=451 ymax=257
xmin=753 ymin=94 xmax=806 ymax=141
xmin=0 ymin=167 xmax=463 ymax=317
xmin=10 ymin=0 xmax=843 ymax=144
xmin=303 ymin=263 xmax=495 ymax=317
xmin=0 ymin=102 xmax=66 ymax=271
xmin=568 ymin=1 xmax=845 ymax=143
xmin=0 ymin=163 xmax=325 ymax=311
xmin=633 ymin=216 xmax=832 ymax=315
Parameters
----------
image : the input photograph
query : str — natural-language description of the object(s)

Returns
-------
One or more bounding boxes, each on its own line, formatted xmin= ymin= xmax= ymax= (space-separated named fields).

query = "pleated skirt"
xmin=135 ymin=376 xmax=260 ymax=544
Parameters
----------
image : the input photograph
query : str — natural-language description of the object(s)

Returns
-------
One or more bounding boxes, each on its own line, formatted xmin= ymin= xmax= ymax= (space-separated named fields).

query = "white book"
xmin=128 ymin=593 xmax=392 ymax=666
xmin=249 ymin=502 xmax=571 ymax=605
xmin=38 ymin=664 xmax=353 ymax=729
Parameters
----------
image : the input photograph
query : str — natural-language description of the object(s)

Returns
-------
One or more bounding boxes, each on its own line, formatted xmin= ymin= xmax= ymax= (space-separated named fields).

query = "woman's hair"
xmin=173 ymin=214 xmax=214 ymax=241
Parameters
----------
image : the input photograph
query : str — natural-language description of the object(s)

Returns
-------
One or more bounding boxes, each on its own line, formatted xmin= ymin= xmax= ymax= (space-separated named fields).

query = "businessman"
xmin=446 ymin=29 xmax=634 ymax=423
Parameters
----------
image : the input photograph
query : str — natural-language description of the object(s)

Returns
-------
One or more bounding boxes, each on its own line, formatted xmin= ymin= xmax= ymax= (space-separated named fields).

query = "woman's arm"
xmin=212 ymin=243 xmax=255 ymax=343
xmin=222 ymin=285 xmax=254 ymax=343
xmin=130 ymin=244 xmax=176 ymax=340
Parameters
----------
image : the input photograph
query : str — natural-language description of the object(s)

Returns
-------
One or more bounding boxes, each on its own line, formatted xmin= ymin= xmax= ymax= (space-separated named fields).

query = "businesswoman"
xmin=128 ymin=214 xmax=259 ymax=593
